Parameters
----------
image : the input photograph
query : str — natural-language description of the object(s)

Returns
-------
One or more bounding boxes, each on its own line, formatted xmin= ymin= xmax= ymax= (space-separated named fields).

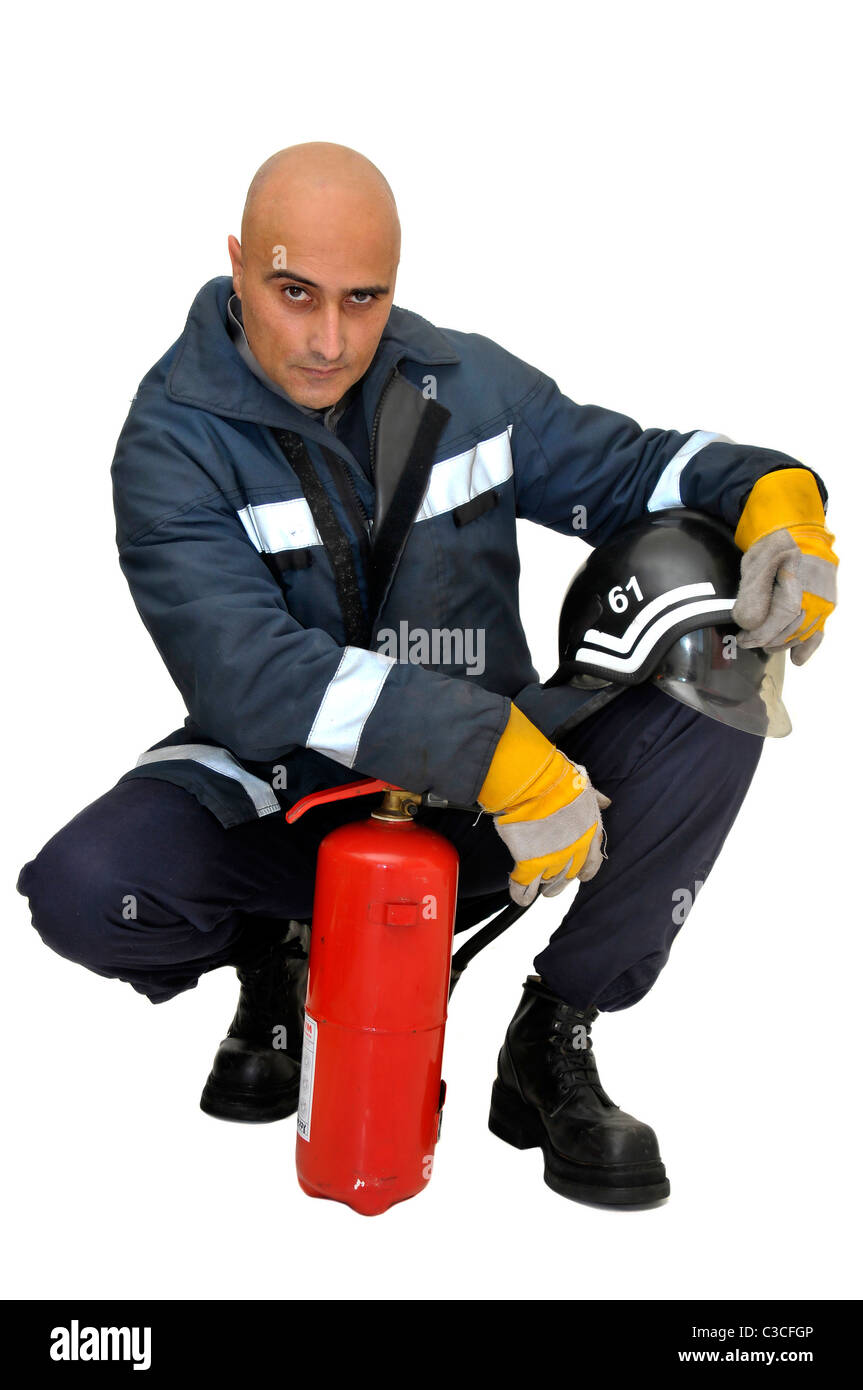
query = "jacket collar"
xmin=166 ymin=276 xmax=460 ymax=427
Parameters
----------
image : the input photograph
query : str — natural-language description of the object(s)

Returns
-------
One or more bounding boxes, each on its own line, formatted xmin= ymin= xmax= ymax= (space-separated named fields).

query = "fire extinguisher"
xmin=285 ymin=778 xmax=459 ymax=1217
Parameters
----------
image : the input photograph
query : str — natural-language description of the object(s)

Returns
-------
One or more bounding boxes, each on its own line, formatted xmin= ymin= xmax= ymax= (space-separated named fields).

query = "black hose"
xmin=449 ymin=899 xmax=531 ymax=996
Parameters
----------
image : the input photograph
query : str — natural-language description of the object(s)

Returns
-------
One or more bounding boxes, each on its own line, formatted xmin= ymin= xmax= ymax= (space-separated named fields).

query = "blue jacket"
xmin=112 ymin=276 xmax=817 ymax=827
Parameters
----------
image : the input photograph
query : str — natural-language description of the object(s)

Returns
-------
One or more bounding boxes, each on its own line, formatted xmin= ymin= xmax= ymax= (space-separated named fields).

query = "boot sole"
xmin=488 ymin=1080 xmax=670 ymax=1207
xmin=200 ymin=1076 xmax=299 ymax=1124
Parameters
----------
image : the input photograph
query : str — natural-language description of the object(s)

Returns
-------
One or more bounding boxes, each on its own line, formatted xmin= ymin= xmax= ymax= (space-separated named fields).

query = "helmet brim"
xmin=651 ymin=627 xmax=791 ymax=738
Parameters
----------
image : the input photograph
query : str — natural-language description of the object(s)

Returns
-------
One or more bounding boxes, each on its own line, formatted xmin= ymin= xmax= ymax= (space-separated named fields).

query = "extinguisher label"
xmin=297 ymin=1014 xmax=317 ymax=1142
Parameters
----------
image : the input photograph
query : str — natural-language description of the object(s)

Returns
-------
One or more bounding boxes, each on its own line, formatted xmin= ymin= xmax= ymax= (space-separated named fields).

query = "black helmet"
xmin=545 ymin=508 xmax=791 ymax=737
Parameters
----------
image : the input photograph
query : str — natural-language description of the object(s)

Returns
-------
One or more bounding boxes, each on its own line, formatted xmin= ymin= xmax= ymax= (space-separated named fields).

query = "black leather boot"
xmin=488 ymin=975 xmax=670 ymax=1206
xmin=200 ymin=923 xmax=309 ymax=1123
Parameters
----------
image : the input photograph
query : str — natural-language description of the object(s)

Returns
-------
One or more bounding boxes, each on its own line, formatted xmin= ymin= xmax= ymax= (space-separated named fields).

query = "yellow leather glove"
xmin=479 ymin=705 xmax=610 ymax=906
xmin=732 ymin=468 xmax=838 ymax=665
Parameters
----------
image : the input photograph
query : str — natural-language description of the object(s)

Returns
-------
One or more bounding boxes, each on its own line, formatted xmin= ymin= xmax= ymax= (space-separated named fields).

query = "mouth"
xmin=300 ymin=366 xmax=343 ymax=379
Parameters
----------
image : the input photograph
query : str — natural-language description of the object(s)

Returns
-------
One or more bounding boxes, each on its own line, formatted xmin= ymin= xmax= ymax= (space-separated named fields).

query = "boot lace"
xmin=548 ymin=1003 xmax=604 ymax=1095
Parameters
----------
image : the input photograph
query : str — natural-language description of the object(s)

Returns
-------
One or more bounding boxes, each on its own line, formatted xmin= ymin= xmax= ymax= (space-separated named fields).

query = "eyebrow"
xmin=265 ymin=269 xmax=391 ymax=295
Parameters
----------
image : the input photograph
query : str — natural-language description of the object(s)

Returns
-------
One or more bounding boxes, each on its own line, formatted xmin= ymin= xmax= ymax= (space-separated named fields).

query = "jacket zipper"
xmin=369 ymin=366 xmax=400 ymax=488
xmin=319 ymin=447 xmax=373 ymax=558
xmin=341 ymin=461 xmax=371 ymax=532
xmin=335 ymin=363 xmax=400 ymax=543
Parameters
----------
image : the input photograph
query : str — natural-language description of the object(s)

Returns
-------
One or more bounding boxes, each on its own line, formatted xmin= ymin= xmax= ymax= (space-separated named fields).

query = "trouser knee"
xmin=16 ymin=779 xmax=321 ymax=1003
xmin=18 ymin=825 xmax=137 ymax=980
xmin=16 ymin=801 xmax=243 ymax=1003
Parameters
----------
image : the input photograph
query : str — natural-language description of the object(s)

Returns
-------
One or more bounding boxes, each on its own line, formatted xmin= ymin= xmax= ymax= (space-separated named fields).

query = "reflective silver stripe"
xmin=135 ymin=744 xmax=280 ymax=816
xmin=646 ymin=431 xmax=733 ymax=512
xmin=237 ymin=426 xmax=515 ymax=548
xmin=584 ymin=582 xmax=718 ymax=654
xmin=237 ymin=499 xmax=322 ymax=553
xmin=416 ymin=425 xmax=513 ymax=522
xmin=576 ymin=597 xmax=736 ymax=674
xmin=305 ymin=647 xmax=396 ymax=768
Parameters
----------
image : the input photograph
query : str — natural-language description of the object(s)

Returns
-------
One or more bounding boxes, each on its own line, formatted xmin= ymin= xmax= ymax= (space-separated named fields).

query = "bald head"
xmin=228 ymin=143 xmax=401 ymax=408
xmin=241 ymin=143 xmax=400 ymax=256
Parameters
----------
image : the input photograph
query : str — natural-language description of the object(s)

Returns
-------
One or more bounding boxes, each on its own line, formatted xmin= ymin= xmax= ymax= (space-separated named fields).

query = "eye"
xmin=283 ymin=284 xmax=310 ymax=302
xmin=350 ymin=291 xmax=376 ymax=304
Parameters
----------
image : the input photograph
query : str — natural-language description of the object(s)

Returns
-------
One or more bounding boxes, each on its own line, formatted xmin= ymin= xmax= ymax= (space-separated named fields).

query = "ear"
xmin=227 ymin=235 xmax=243 ymax=296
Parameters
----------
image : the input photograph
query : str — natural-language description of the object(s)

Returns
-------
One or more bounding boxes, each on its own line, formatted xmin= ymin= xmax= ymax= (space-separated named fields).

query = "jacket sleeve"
xmin=112 ymin=411 xmax=509 ymax=806
xmin=510 ymin=368 xmax=828 ymax=545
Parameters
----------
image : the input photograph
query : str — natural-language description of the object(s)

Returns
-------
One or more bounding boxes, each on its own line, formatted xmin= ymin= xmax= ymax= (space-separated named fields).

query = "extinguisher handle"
xmin=286 ymin=777 xmax=399 ymax=824
xmin=287 ymin=780 xmax=489 ymax=825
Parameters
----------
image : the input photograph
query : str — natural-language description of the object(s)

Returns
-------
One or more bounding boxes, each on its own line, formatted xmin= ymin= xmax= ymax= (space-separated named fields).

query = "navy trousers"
xmin=16 ymin=684 xmax=763 ymax=1012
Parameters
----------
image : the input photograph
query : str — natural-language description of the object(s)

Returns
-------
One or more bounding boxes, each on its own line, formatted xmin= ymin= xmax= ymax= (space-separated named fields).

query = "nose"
xmin=308 ymin=304 xmax=345 ymax=365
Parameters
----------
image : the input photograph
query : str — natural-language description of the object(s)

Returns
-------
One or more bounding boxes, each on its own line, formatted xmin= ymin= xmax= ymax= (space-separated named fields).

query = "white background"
xmin=3 ymin=0 xmax=861 ymax=1302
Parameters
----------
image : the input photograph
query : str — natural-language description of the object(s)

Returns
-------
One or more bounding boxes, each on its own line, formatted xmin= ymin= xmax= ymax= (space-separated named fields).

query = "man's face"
xmin=228 ymin=188 xmax=399 ymax=408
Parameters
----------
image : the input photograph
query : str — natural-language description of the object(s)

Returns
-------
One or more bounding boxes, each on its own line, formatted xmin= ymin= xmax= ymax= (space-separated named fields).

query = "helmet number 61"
xmin=608 ymin=575 xmax=644 ymax=612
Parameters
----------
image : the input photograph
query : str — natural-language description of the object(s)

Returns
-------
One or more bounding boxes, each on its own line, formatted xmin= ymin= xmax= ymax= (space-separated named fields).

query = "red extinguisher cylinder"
xmin=294 ymin=793 xmax=459 ymax=1216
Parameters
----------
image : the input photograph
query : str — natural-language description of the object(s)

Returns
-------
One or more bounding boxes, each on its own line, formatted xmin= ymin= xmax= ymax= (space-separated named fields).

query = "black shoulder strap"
xmin=273 ymin=430 xmax=369 ymax=647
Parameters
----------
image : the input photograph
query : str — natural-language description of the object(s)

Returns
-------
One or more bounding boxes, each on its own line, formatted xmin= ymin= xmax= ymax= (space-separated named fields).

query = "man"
xmin=17 ymin=143 xmax=837 ymax=1208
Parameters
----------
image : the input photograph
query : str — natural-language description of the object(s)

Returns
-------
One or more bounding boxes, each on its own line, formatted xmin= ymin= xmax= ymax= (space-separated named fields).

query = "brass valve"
xmin=372 ymin=788 xmax=422 ymax=821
